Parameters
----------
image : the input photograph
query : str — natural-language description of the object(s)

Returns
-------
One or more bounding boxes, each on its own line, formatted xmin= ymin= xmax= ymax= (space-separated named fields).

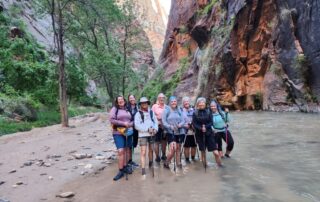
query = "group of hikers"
xmin=109 ymin=93 xmax=234 ymax=181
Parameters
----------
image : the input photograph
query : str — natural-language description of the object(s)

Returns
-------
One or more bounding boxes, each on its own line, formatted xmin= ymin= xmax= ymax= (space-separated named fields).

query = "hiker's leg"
xmin=148 ymin=140 xmax=153 ymax=163
xmin=166 ymin=134 xmax=174 ymax=162
xmin=176 ymin=143 xmax=181 ymax=165
xmin=191 ymin=147 xmax=196 ymax=159
xmin=140 ymin=145 xmax=147 ymax=169
xmin=118 ymin=149 xmax=125 ymax=169
xmin=184 ymin=147 xmax=190 ymax=160
xmin=213 ymin=150 xmax=222 ymax=166
xmin=139 ymin=137 xmax=148 ymax=168
xmin=207 ymin=132 xmax=221 ymax=166
xmin=195 ymin=132 xmax=205 ymax=162
xmin=161 ymin=134 xmax=167 ymax=158
xmin=154 ymin=129 xmax=161 ymax=160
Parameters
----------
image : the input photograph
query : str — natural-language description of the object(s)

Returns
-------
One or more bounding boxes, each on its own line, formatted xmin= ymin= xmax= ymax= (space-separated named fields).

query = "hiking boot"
xmin=123 ymin=165 xmax=133 ymax=174
xmin=113 ymin=170 xmax=124 ymax=181
xmin=148 ymin=161 xmax=153 ymax=168
xmin=141 ymin=168 xmax=146 ymax=175
xmin=161 ymin=155 xmax=167 ymax=161
xmin=163 ymin=162 xmax=170 ymax=169
xmin=155 ymin=156 xmax=161 ymax=163
xmin=191 ymin=156 xmax=196 ymax=161
xmin=129 ymin=160 xmax=139 ymax=168
xmin=185 ymin=158 xmax=191 ymax=164
xmin=224 ymin=154 xmax=230 ymax=158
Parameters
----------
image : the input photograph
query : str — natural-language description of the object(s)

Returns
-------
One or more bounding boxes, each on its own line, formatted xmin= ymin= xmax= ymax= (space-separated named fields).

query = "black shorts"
xmin=132 ymin=129 xmax=139 ymax=148
xmin=167 ymin=134 xmax=185 ymax=144
xmin=155 ymin=127 xmax=167 ymax=142
xmin=184 ymin=135 xmax=197 ymax=147
xmin=195 ymin=131 xmax=218 ymax=152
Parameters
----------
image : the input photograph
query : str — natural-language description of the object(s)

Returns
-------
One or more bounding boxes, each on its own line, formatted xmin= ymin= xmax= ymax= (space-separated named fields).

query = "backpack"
xmin=138 ymin=110 xmax=155 ymax=123
xmin=165 ymin=105 xmax=182 ymax=118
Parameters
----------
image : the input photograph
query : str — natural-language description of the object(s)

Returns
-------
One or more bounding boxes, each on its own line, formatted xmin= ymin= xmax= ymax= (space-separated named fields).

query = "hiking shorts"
xmin=155 ymin=127 xmax=166 ymax=142
xmin=167 ymin=134 xmax=185 ymax=144
xmin=139 ymin=136 xmax=155 ymax=146
xmin=184 ymin=135 xmax=197 ymax=148
xmin=195 ymin=131 xmax=217 ymax=152
xmin=113 ymin=134 xmax=133 ymax=149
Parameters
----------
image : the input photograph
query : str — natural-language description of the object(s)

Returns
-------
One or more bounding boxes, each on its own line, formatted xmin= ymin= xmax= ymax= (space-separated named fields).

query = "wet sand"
xmin=1 ymin=112 xmax=320 ymax=202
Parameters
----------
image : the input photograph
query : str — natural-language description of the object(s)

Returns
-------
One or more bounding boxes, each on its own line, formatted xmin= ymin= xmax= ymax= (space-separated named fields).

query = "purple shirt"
xmin=109 ymin=106 xmax=133 ymax=135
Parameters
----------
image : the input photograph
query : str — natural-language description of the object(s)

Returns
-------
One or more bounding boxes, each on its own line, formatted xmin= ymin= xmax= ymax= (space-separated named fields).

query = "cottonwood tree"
xmin=35 ymin=0 xmax=72 ymax=127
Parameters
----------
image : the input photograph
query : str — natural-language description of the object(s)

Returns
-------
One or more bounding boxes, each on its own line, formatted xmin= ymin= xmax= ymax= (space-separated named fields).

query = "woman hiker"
xmin=192 ymin=97 xmax=222 ymax=167
xmin=109 ymin=96 xmax=134 ymax=181
xmin=181 ymin=96 xmax=197 ymax=163
xmin=162 ymin=96 xmax=185 ymax=170
xmin=126 ymin=94 xmax=139 ymax=167
xmin=151 ymin=93 xmax=168 ymax=163
xmin=134 ymin=97 xmax=158 ymax=176
xmin=210 ymin=100 xmax=234 ymax=158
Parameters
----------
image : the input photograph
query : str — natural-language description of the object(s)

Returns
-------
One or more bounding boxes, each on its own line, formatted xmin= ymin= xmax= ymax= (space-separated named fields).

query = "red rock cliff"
xmin=158 ymin=0 xmax=320 ymax=112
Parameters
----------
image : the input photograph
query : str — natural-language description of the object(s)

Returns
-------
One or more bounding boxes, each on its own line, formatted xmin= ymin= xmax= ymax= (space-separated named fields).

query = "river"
xmin=52 ymin=112 xmax=320 ymax=202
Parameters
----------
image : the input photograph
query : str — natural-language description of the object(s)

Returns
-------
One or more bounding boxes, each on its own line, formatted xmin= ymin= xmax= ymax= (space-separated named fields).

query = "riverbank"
xmin=0 ymin=112 xmax=117 ymax=202
xmin=0 ymin=106 xmax=104 ymax=136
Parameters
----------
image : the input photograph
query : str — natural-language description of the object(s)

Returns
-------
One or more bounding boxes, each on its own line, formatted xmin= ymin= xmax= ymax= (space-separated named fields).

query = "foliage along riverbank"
xmin=0 ymin=105 xmax=104 ymax=136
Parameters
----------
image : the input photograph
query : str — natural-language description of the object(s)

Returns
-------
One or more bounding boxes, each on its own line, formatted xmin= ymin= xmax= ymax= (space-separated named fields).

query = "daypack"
xmin=214 ymin=100 xmax=228 ymax=123
xmin=165 ymin=105 xmax=182 ymax=118
xmin=138 ymin=110 xmax=155 ymax=123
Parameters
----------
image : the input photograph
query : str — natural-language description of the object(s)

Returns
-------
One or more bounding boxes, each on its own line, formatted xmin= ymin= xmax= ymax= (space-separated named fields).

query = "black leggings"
xmin=216 ymin=130 xmax=234 ymax=152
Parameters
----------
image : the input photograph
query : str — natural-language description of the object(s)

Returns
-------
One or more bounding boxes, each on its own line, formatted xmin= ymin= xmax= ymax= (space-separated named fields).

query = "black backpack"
xmin=138 ymin=110 xmax=155 ymax=123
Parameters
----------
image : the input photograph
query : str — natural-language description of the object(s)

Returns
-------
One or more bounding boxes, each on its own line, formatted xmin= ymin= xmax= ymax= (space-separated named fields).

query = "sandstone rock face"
xmin=158 ymin=0 xmax=320 ymax=112
xmin=134 ymin=0 xmax=170 ymax=60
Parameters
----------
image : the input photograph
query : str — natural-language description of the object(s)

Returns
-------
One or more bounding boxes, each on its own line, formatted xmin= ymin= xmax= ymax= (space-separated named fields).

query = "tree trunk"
xmin=122 ymin=25 xmax=128 ymax=96
xmin=57 ymin=0 xmax=68 ymax=127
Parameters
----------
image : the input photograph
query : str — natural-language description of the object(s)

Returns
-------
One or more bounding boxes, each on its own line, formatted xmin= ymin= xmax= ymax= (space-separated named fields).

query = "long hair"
xmin=114 ymin=96 xmax=127 ymax=109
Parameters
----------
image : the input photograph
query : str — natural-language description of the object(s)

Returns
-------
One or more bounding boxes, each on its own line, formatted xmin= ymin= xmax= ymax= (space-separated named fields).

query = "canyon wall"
xmin=159 ymin=0 xmax=320 ymax=112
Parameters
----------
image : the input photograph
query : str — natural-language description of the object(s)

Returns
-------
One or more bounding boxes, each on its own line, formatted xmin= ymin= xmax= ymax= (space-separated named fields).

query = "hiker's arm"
xmin=134 ymin=113 xmax=148 ymax=132
xmin=205 ymin=114 xmax=213 ymax=130
xmin=109 ymin=108 xmax=129 ymax=126
xmin=178 ymin=114 xmax=185 ymax=128
xmin=153 ymin=116 xmax=159 ymax=132
xmin=192 ymin=113 xmax=201 ymax=130
xmin=161 ymin=110 xmax=170 ymax=130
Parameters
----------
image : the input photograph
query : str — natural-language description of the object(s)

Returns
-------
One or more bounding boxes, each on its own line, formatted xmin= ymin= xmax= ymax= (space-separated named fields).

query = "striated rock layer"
xmin=159 ymin=0 xmax=320 ymax=112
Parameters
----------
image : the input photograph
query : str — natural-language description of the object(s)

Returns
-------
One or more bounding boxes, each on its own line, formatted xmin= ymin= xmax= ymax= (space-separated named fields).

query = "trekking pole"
xmin=202 ymin=125 xmax=207 ymax=173
xmin=152 ymin=131 xmax=155 ymax=178
xmin=180 ymin=133 xmax=187 ymax=162
xmin=125 ymin=133 xmax=128 ymax=180
xmin=173 ymin=131 xmax=176 ymax=174
xmin=193 ymin=132 xmax=200 ymax=160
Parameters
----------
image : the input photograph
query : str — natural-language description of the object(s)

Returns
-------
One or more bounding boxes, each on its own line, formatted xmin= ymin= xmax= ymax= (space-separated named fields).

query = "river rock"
xmin=84 ymin=164 xmax=93 ymax=169
xmin=0 ymin=181 xmax=5 ymax=185
xmin=56 ymin=192 xmax=75 ymax=198
xmin=23 ymin=161 xmax=33 ymax=166
xmin=72 ymin=153 xmax=86 ymax=159
xmin=9 ymin=169 xmax=16 ymax=174
xmin=48 ymin=176 xmax=53 ymax=180
xmin=95 ymin=154 xmax=105 ymax=160
xmin=15 ymin=181 xmax=23 ymax=185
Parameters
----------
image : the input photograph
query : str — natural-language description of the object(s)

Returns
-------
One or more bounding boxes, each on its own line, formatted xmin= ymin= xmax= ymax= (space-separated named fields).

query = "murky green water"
xmin=57 ymin=112 xmax=320 ymax=202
